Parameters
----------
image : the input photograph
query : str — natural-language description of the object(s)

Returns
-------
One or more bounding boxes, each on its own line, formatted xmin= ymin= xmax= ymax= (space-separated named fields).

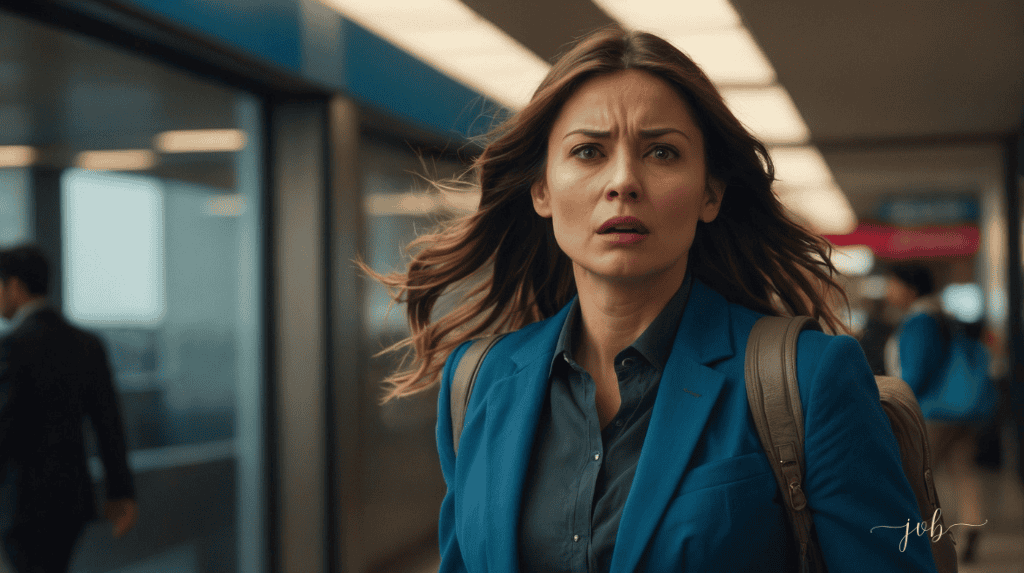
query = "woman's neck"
xmin=572 ymin=261 xmax=687 ymax=372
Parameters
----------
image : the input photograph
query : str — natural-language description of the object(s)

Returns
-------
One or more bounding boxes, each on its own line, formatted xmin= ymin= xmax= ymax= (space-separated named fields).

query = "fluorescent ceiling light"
xmin=777 ymin=184 xmax=857 ymax=235
xmin=721 ymin=86 xmax=810 ymax=144
xmin=318 ymin=0 xmax=550 ymax=109
xmin=365 ymin=190 xmax=481 ymax=215
xmin=832 ymin=244 xmax=875 ymax=277
xmin=592 ymin=0 xmax=742 ymax=33
xmin=440 ymin=189 xmax=480 ymax=213
xmin=668 ymin=28 xmax=774 ymax=85
xmin=365 ymin=193 xmax=439 ymax=216
xmin=155 ymin=129 xmax=246 ymax=153
xmin=0 ymin=145 xmax=37 ymax=167
xmin=205 ymin=194 xmax=246 ymax=217
xmin=770 ymin=146 xmax=835 ymax=188
xmin=75 ymin=150 xmax=157 ymax=171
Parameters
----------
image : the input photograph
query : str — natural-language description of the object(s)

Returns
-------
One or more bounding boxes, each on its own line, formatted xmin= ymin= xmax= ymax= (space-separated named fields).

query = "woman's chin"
xmin=573 ymin=259 xmax=685 ymax=286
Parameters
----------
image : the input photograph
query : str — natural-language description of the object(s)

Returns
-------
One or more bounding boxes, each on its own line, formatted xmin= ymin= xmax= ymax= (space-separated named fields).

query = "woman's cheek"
xmin=653 ymin=184 xmax=701 ymax=217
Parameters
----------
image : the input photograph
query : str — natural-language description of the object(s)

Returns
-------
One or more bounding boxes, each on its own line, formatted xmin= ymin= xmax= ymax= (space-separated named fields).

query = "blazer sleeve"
xmin=799 ymin=333 xmax=938 ymax=572
xmin=898 ymin=313 xmax=945 ymax=397
xmin=436 ymin=341 xmax=473 ymax=572
xmin=0 ymin=337 xmax=27 ymax=464
xmin=82 ymin=335 xmax=136 ymax=500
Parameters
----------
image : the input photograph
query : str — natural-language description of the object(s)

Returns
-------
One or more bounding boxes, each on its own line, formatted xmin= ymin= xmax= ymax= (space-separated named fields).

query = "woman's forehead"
xmin=551 ymin=70 xmax=700 ymax=137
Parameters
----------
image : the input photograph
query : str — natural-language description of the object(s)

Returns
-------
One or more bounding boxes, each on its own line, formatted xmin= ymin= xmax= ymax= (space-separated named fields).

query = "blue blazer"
xmin=436 ymin=279 xmax=938 ymax=572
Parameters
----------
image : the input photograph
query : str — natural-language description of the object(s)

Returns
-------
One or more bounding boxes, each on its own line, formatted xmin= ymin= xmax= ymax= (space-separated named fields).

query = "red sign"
xmin=824 ymin=222 xmax=980 ymax=260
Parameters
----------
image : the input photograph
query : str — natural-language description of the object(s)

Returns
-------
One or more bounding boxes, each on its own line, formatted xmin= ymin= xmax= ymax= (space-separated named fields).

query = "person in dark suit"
xmin=0 ymin=245 xmax=137 ymax=572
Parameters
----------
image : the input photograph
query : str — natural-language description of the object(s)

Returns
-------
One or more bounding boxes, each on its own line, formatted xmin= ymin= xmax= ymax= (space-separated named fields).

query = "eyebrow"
xmin=562 ymin=128 xmax=692 ymax=141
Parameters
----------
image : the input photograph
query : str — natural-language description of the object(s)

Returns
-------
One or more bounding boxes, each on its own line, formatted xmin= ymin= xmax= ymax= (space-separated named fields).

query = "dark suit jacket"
xmin=0 ymin=306 xmax=134 ymax=531
xmin=436 ymin=279 xmax=938 ymax=571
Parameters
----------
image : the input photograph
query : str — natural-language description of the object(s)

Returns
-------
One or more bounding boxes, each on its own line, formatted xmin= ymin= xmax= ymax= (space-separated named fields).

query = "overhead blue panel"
xmin=341 ymin=19 xmax=505 ymax=140
xmin=116 ymin=0 xmax=509 ymax=140
xmin=122 ymin=0 xmax=303 ymax=74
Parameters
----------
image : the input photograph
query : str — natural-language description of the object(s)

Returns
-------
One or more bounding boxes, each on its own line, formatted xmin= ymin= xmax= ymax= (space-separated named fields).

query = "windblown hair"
xmin=364 ymin=27 xmax=848 ymax=401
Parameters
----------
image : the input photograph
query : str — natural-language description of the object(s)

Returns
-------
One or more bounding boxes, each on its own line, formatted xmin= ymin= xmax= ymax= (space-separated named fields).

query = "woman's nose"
xmin=604 ymin=153 xmax=641 ymax=201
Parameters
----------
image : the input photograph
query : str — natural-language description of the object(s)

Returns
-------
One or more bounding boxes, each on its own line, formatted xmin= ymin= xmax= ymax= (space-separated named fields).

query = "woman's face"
xmin=531 ymin=69 xmax=721 ymax=286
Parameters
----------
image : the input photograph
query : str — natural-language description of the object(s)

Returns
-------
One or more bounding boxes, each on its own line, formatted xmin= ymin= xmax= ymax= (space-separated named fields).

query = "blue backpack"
xmin=919 ymin=322 xmax=997 ymax=423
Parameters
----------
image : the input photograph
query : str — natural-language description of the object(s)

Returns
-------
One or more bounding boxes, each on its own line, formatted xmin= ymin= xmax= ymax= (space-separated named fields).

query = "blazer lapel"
xmin=610 ymin=280 xmax=736 ymax=572
xmin=478 ymin=302 xmax=572 ymax=571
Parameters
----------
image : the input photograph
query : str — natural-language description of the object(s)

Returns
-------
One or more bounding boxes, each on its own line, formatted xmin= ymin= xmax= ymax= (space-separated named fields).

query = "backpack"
xmin=918 ymin=320 xmax=996 ymax=424
xmin=449 ymin=316 xmax=958 ymax=572
xmin=746 ymin=316 xmax=957 ymax=572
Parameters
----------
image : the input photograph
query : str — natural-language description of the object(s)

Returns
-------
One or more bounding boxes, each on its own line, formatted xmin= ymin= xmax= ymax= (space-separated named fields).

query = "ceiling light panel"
xmin=832 ymin=245 xmax=875 ymax=277
xmin=721 ymin=86 xmax=811 ymax=144
xmin=156 ymin=129 xmax=247 ymax=153
xmin=319 ymin=0 xmax=550 ymax=109
xmin=669 ymin=28 xmax=775 ymax=86
xmin=777 ymin=185 xmax=858 ymax=235
xmin=592 ymin=0 xmax=742 ymax=33
xmin=75 ymin=150 xmax=157 ymax=171
xmin=0 ymin=145 xmax=37 ymax=167
xmin=769 ymin=146 xmax=835 ymax=188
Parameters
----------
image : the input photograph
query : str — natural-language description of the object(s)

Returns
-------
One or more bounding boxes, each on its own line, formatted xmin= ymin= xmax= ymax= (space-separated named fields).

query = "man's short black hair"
xmin=889 ymin=263 xmax=935 ymax=297
xmin=0 ymin=244 xmax=50 ymax=296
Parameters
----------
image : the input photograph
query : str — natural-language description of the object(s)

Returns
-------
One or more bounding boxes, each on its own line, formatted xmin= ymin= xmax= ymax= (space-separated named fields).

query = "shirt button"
xmin=573 ymin=535 xmax=579 ymax=542
xmin=614 ymin=419 xmax=623 ymax=427
xmin=621 ymin=357 xmax=635 ymax=368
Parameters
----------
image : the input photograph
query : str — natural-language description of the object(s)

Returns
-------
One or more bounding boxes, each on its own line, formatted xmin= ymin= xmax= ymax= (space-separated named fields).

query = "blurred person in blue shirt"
xmin=885 ymin=262 xmax=988 ymax=563
xmin=0 ymin=244 xmax=137 ymax=572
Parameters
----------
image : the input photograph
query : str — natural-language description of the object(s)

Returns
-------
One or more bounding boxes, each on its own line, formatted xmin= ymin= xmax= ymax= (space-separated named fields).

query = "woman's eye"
xmin=649 ymin=146 xmax=678 ymax=161
xmin=573 ymin=145 xmax=600 ymax=160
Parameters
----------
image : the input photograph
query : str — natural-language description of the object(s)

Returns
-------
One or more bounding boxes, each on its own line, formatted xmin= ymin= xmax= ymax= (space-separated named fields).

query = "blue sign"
xmin=876 ymin=195 xmax=979 ymax=226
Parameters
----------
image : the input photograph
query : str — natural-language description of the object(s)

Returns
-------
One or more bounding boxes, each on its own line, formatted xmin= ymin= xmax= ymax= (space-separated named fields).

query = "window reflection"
xmin=62 ymin=169 xmax=166 ymax=325
xmin=0 ymin=8 xmax=264 ymax=571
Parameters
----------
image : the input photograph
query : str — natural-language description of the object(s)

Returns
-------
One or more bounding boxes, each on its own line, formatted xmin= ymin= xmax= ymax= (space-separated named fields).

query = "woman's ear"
xmin=530 ymin=179 xmax=553 ymax=218
xmin=701 ymin=177 xmax=724 ymax=223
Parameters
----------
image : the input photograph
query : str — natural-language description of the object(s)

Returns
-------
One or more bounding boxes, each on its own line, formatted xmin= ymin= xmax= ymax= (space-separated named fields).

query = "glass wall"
xmin=0 ymin=10 xmax=264 ymax=572
xmin=0 ymin=168 xmax=32 ymax=333
xmin=359 ymin=135 xmax=470 ymax=569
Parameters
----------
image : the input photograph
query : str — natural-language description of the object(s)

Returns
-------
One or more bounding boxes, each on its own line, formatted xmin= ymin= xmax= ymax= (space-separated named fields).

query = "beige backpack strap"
xmin=450 ymin=334 xmax=505 ymax=456
xmin=745 ymin=315 xmax=827 ymax=572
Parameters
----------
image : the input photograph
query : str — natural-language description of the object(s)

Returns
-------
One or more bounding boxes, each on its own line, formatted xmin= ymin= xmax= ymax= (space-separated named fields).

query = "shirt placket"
xmin=567 ymin=366 xmax=603 ymax=572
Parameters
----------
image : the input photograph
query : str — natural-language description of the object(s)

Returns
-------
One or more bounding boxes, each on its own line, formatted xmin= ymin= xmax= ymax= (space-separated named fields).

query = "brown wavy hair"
xmin=363 ymin=27 xmax=848 ymax=401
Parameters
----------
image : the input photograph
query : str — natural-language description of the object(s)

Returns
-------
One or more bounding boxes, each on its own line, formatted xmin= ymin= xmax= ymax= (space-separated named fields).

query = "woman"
xmin=368 ymin=27 xmax=936 ymax=571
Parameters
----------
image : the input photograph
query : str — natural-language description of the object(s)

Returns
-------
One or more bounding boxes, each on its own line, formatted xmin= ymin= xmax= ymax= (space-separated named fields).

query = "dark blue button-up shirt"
xmin=517 ymin=273 xmax=693 ymax=572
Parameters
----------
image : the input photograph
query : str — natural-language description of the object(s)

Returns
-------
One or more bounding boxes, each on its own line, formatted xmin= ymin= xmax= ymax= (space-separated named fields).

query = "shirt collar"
xmin=9 ymin=297 xmax=49 ymax=330
xmin=549 ymin=271 xmax=693 ymax=375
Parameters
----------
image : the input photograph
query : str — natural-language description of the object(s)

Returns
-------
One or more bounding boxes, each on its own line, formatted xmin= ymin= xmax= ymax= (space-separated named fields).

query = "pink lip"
xmin=605 ymin=232 xmax=647 ymax=245
xmin=597 ymin=216 xmax=650 ymax=235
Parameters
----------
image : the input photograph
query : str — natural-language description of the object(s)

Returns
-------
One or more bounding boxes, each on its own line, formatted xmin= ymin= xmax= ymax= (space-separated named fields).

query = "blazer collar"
xmin=484 ymin=279 xmax=736 ymax=572
xmin=508 ymin=278 xmax=732 ymax=370
xmin=480 ymin=301 xmax=571 ymax=571
xmin=668 ymin=277 xmax=735 ymax=366
xmin=509 ymin=300 xmax=573 ymax=371
xmin=609 ymin=278 xmax=736 ymax=571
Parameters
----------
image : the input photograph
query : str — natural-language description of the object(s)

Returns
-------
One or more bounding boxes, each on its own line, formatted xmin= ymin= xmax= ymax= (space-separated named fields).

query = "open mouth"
xmin=598 ymin=217 xmax=650 ymax=235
